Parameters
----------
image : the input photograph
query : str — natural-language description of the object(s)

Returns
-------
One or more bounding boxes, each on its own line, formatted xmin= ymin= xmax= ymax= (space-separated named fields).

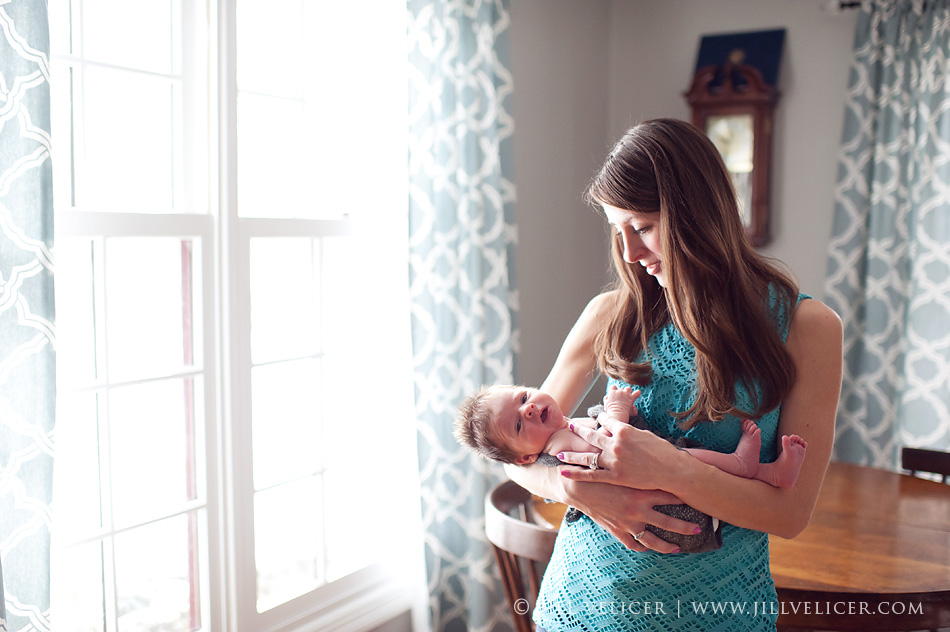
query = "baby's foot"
xmin=720 ymin=419 xmax=762 ymax=478
xmin=728 ymin=419 xmax=763 ymax=479
xmin=757 ymin=435 xmax=808 ymax=488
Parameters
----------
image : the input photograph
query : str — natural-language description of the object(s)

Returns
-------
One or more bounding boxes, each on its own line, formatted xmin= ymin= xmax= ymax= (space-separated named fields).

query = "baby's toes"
xmin=784 ymin=435 xmax=807 ymax=451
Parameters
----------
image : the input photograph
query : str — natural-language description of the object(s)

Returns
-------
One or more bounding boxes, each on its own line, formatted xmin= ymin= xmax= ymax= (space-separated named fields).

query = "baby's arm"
xmin=545 ymin=425 xmax=598 ymax=458
xmin=570 ymin=415 xmax=599 ymax=430
xmin=603 ymin=385 xmax=640 ymax=421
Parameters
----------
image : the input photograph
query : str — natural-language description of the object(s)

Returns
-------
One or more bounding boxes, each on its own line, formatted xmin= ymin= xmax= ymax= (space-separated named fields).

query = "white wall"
xmin=511 ymin=0 xmax=859 ymax=403
xmin=510 ymin=0 xmax=614 ymax=410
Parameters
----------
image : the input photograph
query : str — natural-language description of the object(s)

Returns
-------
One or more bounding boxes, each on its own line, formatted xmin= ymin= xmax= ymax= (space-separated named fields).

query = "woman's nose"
xmin=620 ymin=228 xmax=643 ymax=264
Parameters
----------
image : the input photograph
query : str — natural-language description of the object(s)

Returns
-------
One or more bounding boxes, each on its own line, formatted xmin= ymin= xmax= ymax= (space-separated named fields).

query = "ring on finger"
xmin=633 ymin=530 xmax=645 ymax=542
xmin=589 ymin=453 xmax=599 ymax=470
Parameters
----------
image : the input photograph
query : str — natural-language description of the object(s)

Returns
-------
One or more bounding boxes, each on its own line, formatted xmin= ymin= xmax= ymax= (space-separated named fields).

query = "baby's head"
xmin=454 ymin=384 xmax=566 ymax=465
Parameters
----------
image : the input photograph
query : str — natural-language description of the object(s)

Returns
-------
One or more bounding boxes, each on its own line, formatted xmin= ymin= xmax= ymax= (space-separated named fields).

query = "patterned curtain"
xmin=825 ymin=0 xmax=950 ymax=469
xmin=407 ymin=1 xmax=517 ymax=630
xmin=0 ymin=1 xmax=56 ymax=631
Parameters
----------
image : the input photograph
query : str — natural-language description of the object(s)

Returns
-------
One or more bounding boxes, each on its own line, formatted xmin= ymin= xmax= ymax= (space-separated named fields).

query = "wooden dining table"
xmin=769 ymin=460 xmax=950 ymax=631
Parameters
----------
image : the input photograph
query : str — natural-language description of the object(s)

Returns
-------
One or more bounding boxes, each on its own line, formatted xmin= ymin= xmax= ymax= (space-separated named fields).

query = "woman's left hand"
xmin=558 ymin=416 xmax=684 ymax=490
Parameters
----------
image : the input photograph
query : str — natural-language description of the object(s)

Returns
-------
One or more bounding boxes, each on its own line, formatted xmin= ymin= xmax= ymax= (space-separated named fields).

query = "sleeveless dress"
xmin=532 ymin=291 xmax=808 ymax=632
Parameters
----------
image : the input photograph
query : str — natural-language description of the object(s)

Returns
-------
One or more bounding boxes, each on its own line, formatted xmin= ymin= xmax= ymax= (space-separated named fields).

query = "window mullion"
xmin=215 ymin=2 xmax=246 ymax=628
xmin=225 ymin=227 xmax=255 ymax=627
xmin=95 ymin=238 xmax=119 ymax=632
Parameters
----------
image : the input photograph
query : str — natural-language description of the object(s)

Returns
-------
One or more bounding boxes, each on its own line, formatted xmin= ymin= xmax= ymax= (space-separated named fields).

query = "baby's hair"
xmin=454 ymin=385 xmax=521 ymax=465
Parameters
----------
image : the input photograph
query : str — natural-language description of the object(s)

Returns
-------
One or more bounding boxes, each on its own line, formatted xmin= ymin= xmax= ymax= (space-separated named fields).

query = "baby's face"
xmin=488 ymin=387 xmax=566 ymax=464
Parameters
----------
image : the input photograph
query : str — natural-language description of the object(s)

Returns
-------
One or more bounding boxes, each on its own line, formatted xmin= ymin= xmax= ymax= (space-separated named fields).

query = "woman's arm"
xmin=504 ymin=292 xmax=702 ymax=551
xmin=563 ymin=298 xmax=843 ymax=539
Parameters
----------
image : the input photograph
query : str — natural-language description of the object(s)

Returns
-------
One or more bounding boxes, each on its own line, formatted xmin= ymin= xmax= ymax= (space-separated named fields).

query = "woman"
xmin=504 ymin=119 xmax=842 ymax=631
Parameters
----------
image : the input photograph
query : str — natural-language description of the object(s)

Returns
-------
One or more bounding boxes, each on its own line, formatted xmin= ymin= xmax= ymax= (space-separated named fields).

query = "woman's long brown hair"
xmin=587 ymin=118 xmax=798 ymax=429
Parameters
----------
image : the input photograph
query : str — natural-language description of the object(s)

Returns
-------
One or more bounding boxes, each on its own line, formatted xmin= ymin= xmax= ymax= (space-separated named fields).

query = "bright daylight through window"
xmin=49 ymin=1 xmax=419 ymax=631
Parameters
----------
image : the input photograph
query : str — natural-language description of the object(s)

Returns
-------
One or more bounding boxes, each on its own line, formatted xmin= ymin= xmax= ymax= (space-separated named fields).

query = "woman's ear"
xmin=516 ymin=453 xmax=539 ymax=465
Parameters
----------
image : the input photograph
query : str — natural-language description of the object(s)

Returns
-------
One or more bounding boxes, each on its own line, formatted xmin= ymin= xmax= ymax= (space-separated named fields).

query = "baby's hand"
xmin=604 ymin=385 xmax=640 ymax=420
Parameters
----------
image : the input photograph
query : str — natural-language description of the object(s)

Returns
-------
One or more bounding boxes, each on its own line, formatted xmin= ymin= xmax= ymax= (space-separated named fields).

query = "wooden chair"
xmin=484 ymin=480 xmax=559 ymax=632
xmin=901 ymin=447 xmax=950 ymax=483
xmin=898 ymin=450 xmax=950 ymax=632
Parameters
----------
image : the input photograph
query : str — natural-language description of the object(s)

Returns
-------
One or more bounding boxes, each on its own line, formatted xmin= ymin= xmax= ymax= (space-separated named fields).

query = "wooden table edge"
xmin=776 ymin=586 xmax=950 ymax=603
xmin=775 ymin=586 xmax=950 ymax=631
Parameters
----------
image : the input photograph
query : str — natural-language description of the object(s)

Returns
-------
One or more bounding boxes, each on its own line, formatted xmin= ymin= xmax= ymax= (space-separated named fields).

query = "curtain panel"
xmin=826 ymin=0 xmax=950 ymax=468
xmin=0 ymin=1 xmax=56 ymax=631
xmin=407 ymin=1 xmax=518 ymax=630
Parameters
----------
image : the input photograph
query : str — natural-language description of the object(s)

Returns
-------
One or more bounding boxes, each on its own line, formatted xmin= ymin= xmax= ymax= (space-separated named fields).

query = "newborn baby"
xmin=455 ymin=383 xmax=807 ymax=553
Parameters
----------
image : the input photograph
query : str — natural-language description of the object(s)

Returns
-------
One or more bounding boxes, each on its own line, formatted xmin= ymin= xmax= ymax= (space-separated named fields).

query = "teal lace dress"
xmin=533 ymin=292 xmax=808 ymax=632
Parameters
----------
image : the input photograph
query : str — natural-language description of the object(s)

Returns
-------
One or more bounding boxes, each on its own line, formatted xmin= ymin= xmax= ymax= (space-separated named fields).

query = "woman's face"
xmin=603 ymin=204 xmax=666 ymax=287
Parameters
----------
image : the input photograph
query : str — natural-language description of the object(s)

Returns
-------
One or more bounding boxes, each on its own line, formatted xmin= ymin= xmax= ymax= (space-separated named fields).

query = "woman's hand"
xmin=558 ymin=416 xmax=685 ymax=491
xmin=504 ymin=455 xmax=701 ymax=553
xmin=558 ymin=476 xmax=701 ymax=553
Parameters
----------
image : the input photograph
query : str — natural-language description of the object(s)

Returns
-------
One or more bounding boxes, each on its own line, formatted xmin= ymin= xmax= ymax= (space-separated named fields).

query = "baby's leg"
xmin=755 ymin=435 xmax=808 ymax=488
xmin=684 ymin=419 xmax=762 ymax=480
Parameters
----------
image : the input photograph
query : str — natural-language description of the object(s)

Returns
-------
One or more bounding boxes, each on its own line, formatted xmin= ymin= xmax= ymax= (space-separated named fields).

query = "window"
xmin=50 ymin=2 xmax=421 ymax=631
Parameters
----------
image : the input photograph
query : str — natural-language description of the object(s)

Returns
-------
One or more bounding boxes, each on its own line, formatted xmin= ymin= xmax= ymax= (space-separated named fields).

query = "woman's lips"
xmin=644 ymin=262 xmax=661 ymax=276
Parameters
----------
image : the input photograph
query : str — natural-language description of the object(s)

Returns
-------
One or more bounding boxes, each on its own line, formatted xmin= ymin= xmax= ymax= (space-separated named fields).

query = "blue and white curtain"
xmin=407 ymin=1 xmax=517 ymax=630
xmin=826 ymin=0 xmax=950 ymax=468
xmin=0 ymin=1 xmax=56 ymax=631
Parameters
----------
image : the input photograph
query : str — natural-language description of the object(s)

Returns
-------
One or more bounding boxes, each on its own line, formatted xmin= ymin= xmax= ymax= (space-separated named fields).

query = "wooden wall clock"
xmin=685 ymin=54 xmax=779 ymax=247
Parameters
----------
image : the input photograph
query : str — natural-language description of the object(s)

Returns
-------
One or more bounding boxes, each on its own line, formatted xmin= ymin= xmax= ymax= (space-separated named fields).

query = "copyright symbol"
xmin=514 ymin=598 xmax=530 ymax=615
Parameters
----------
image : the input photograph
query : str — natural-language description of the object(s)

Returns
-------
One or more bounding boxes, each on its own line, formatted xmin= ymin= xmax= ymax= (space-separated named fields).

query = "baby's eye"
xmin=516 ymin=419 xmax=522 ymax=433
xmin=521 ymin=392 xmax=527 ymax=404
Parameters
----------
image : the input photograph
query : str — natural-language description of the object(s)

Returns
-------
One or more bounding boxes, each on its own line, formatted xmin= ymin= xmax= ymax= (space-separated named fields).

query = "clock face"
xmin=706 ymin=114 xmax=754 ymax=173
xmin=705 ymin=114 xmax=754 ymax=225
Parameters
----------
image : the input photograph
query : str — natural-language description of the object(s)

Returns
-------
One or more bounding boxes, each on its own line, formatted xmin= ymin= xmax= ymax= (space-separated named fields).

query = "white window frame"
xmin=53 ymin=212 xmax=218 ymax=632
xmin=51 ymin=1 xmax=425 ymax=631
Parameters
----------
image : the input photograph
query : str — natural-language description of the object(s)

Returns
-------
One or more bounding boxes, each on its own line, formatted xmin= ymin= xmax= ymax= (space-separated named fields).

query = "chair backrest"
xmin=484 ymin=480 xmax=559 ymax=632
xmin=901 ymin=446 xmax=950 ymax=483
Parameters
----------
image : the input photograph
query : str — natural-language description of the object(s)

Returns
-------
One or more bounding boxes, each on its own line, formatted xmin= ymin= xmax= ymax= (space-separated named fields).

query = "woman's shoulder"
xmin=787 ymin=298 xmax=843 ymax=355
xmin=557 ymin=291 xmax=622 ymax=351
xmin=583 ymin=289 xmax=621 ymax=319
xmin=792 ymin=297 xmax=841 ymax=330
